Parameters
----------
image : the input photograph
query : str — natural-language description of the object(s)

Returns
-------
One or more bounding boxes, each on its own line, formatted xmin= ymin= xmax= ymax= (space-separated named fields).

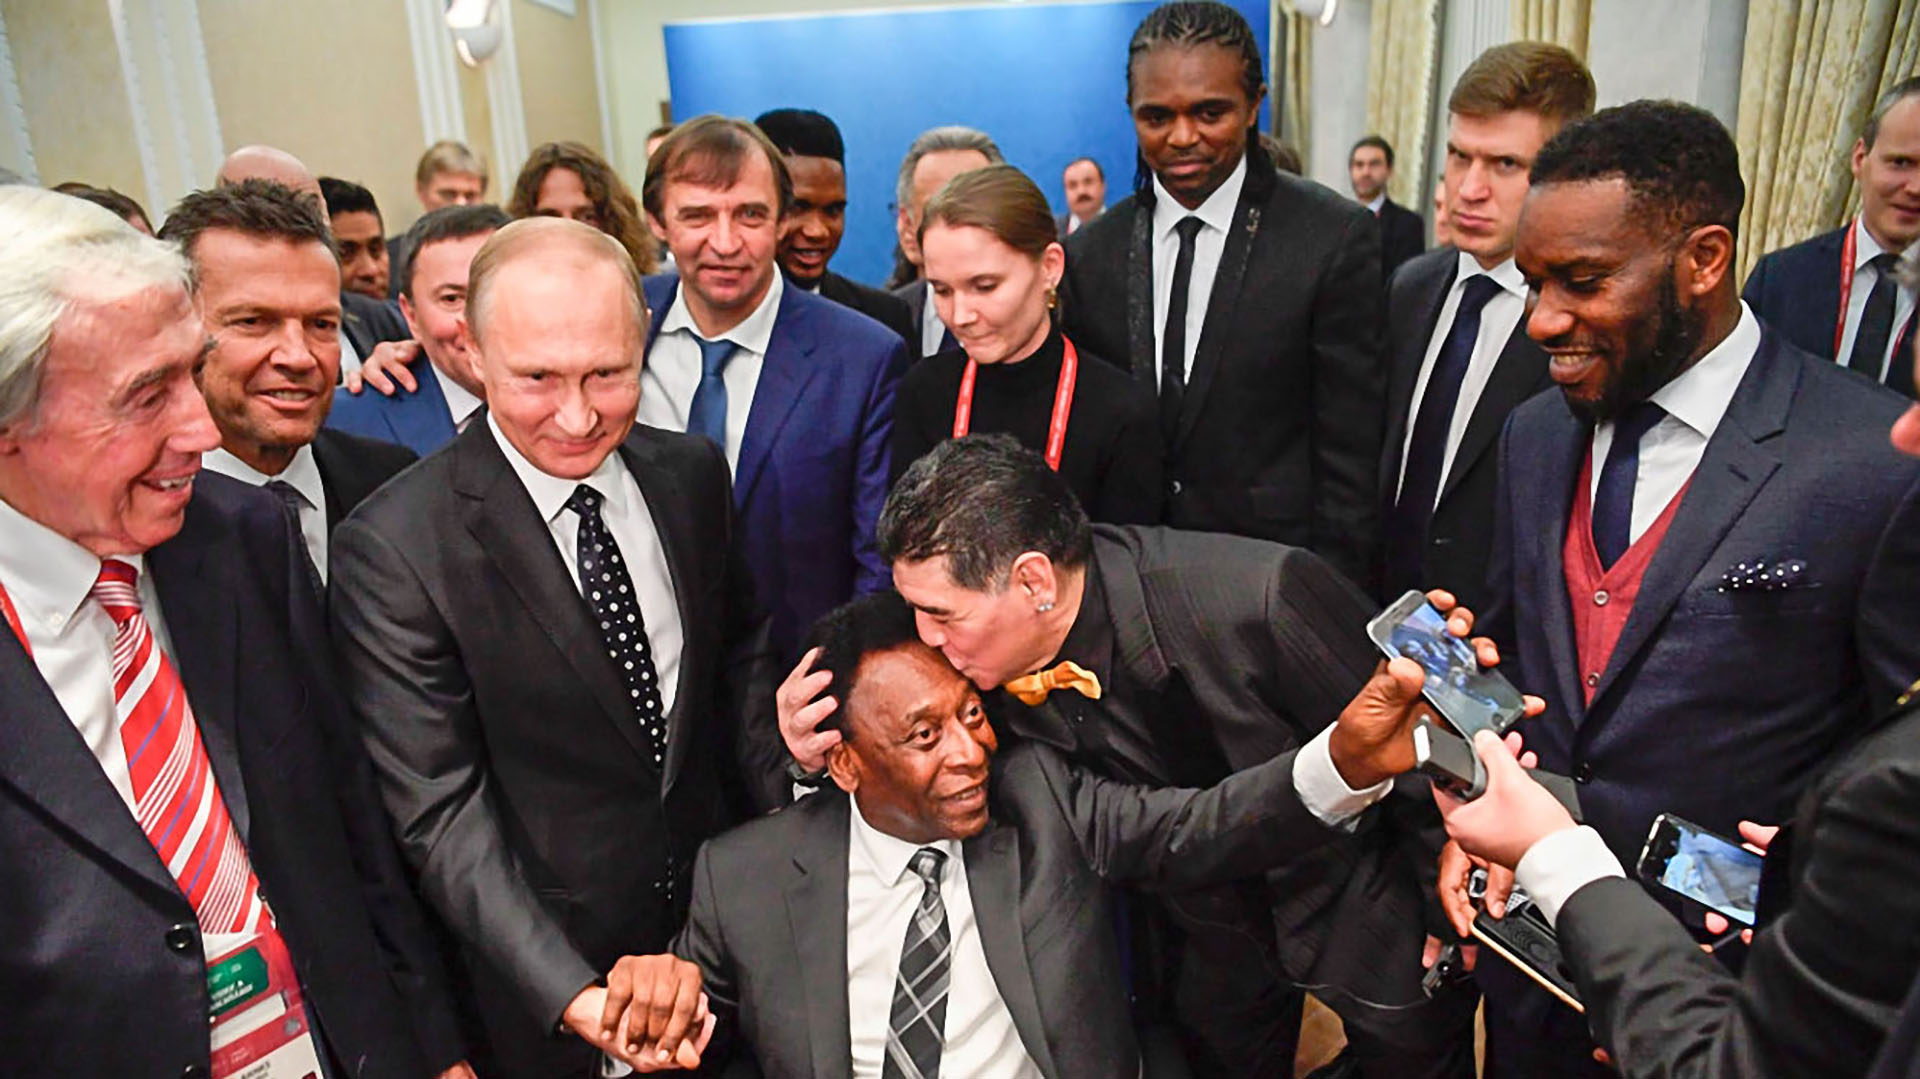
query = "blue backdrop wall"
xmin=662 ymin=0 xmax=1269 ymax=288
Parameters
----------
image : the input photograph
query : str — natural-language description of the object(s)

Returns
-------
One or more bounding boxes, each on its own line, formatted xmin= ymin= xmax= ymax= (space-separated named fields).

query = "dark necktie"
xmin=263 ymin=479 xmax=323 ymax=599
xmin=1591 ymin=401 xmax=1667 ymax=570
xmin=1850 ymin=252 xmax=1903 ymax=382
xmin=1159 ymin=216 xmax=1206 ymax=441
xmin=565 ymin=484 xmax=667 ymax=769
xmin=687 ymin=335 xmax=736 ymax=448
xmin=1386 ymin=274 xmax=1505 ymax=589
xmin=882 ymin=847 xmax=951 ymax=1079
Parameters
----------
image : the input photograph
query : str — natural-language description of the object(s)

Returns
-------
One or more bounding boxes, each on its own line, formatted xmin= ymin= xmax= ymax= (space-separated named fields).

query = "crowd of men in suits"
xmin=4 ymin=1 xmax=1920 ymax=1076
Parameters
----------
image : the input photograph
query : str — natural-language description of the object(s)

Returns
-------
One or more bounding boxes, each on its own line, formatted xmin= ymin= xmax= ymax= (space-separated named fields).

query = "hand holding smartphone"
xmin=1366 ymin=590 xmax=1527 ymax=742
xmin=1635 ymin=813 xmax=1765 ymax=927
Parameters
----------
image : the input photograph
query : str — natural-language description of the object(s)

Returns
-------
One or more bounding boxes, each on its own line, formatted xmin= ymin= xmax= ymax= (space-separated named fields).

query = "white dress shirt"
xmin=201 ymin=444 xmax=331 ymax=583
xmin=845 ymin=804 xmax=1043 ymax=1079
xmin=639 ymin=273 xmax=780 ymax=473
xmin=431 ymin=359 xmax=485 ymax=433
xmin=1394 ymin=253 xmax=1530 ymax=505
xmin=339 ymin=332 xmax=363 ymax=380
xmin=919 ymin=281 xmax=952 ymax=359
xmin=1837 ymin=216 xmax=1917 ymax=381
xmin=1365 ymin=193 xmax=1386 ymax=214
xmin=1588 ymin=304 xmax=1761 ymax=542
xmin=1149 ymin=155 xmax=1247 ymax=383
xmin=486 ymin=415 xmax=681 ymax=715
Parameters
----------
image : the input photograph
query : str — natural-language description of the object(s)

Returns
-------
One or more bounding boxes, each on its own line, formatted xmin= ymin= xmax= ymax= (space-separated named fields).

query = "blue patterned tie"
xmin=1591 ymin=401 xmax=1667 ymax=569
xmin=687 ymin=335 xmax=736 ymax=447
xmin=883 ymin=847 xmax=951 ymax=1079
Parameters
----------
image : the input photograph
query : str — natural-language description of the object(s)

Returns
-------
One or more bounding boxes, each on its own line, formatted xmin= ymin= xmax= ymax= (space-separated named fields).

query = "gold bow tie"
xmin=1004 ymin=661 xmax=1103 ymax=706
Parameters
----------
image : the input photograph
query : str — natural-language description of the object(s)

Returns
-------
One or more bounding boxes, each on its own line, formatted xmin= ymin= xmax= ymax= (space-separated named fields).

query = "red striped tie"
xmin=92 ymin=559 xmax=265 ymax=935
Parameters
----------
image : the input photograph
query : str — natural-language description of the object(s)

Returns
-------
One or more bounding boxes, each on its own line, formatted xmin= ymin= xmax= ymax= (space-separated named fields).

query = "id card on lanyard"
xmin=952 ymin=335 xmax=1080 ymax=470
xmin=1835 ymin=218 xmax=1863 ymax=357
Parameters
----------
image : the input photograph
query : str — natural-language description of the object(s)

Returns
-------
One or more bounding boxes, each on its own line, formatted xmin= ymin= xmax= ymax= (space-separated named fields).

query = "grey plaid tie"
xmin=883 ymin=847 xmax=951 ymax=1079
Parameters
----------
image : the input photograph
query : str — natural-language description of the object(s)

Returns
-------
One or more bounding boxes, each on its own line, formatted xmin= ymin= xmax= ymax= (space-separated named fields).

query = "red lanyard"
xmin=952 ymin=335 xmax=1080 ymax=472
xmin=0 ymin=579 xmax=29 ymax=657
xmin=1834 ymin=218 xmax=1861 ymax=357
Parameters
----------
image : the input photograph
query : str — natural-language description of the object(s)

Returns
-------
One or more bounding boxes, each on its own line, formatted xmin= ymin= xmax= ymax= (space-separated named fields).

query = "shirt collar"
xmin=202 ymin=444 xmax=324 ymax=511
xmin=1856 ymin=214 xmax=1892 ymax=269
xmin=0 ymin=493 xmax=147 ymax=625
xmin=1646 ymin=302 xmax=1762 ymax=439
xmin=849 ymin=795 xmax=962 ymax=888
xmin=1366 ymin=194 xmax=1386 ymax=213
xmin=431 ymin=360 xmax=485 ymax=426
xmin=486 ymin=413 xmax=634 ymax=527
xmin=1153 ymin=154 xmax=1247 ymax=242
xmin=658 ymin=269 xmax=784 ymax=356
xmin=1050 ymin=563 xmax=1115 ymax=689
xmin=1455 ymin=250 xmax=1527 ymax=299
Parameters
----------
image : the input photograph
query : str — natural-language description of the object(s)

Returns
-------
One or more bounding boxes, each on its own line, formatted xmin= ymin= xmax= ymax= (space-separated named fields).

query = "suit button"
xmin=1574 ymin=762 xmax=1594 ymax=784
xmin=1593 ymin=589 xmax=1609 ymax=606
xmin=182 ymin=1066 xmax=206 ymax=1079
xmin=165 ymin=924 xmax=197 ymax=954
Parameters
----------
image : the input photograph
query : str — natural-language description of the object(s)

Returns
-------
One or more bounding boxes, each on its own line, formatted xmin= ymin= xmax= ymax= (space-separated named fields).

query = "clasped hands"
xmin=563 ymin=956 xmax=715 ymax=1072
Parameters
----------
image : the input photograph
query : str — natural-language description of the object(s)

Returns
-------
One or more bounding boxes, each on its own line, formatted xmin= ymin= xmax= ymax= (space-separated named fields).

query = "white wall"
xmin=1586 ymin=0 xmax=1747 ymax=129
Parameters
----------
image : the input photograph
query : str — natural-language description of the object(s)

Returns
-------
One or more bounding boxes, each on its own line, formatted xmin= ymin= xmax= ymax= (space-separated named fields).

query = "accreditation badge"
xmin=206 ymin=929 xmax=324 ymax=1079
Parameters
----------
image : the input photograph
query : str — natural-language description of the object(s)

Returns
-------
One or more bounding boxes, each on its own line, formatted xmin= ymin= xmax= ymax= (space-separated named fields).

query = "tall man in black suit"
xmin=599 ymin=587 xmax=1491 ymax=1077
xmin=330 ymin=218 xmax=781 ymax=1076
xmin=1463 ymin=100 xmax=1920 ymax=1077
xmin=1744 ymin=77 xmax=1920 ymax=398
xmin=780 ymin=435 xmax=1491 ymax=1077
xmin=160 ymin=181 xmax=416 ymax=589
xmin=1350 ymin=135 xmax=1425 ymax=276
xmin=1380 ymin=43 xmax=1594 ymax=609
xmin=1060 ymin=1 xmax=1384 ymax=586
xmin=0 ymin=185 xmax=467 ymax=1076
xmin=755 ymin=107 xmax=916 ymax=344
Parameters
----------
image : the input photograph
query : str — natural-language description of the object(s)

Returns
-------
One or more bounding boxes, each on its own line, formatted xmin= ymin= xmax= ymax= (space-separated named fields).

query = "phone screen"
xmin=1370 ymin=599 xmax=1526 ymax=739
xmin=1652 ymin=821 xmax=1762 ymax=925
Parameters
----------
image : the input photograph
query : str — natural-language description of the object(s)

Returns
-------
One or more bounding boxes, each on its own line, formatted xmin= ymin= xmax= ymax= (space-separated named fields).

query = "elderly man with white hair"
xmin=0 ymin=186 xmax=469 ymax=1077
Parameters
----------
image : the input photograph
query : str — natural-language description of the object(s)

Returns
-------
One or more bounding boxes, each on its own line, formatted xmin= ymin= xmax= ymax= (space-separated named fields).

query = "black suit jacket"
xmin=1378 ymin=248 xmax=1551 ymax=608
xmin=341 ymin=289 xmax=413 ymax=359
xmin=1060 ymin=157 xmax=1386 ymax=586
xmin=311 ymin=426 xmax=416 ymax=530
xmin=816 ymin=269 xmax=915 ymax=345
xmin=1376 ymin=197 xmax=1426 ymax=278
xmin=676 ymin=738 xmax=1348 ymax=1079
xmin=1742 ymin=225 xmax=1918 ymax=398
xmin=330 ymin=421 xmax=780 ymax=1075
xmin=1554 ymin=697 xmax=1920 ymax=1078
xmin=0 ymin=474 xmax=460 ymax=1075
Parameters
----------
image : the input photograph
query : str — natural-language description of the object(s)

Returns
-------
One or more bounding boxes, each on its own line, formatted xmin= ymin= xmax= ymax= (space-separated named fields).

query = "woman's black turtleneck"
xmin=889 ymin=324 xmax=1165 ymax=523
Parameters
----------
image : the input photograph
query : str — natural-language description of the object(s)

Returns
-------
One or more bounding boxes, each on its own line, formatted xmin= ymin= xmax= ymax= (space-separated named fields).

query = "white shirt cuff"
xmin=1513 ymin=825 xmax=1626 ymax=928
xmin=1292 ymin=725 xmax=1393 ymax=830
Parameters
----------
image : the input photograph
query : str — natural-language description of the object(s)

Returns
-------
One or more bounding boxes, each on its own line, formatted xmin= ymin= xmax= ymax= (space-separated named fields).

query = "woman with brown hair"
xmin=507 ymin=140 xmax=658 ymax=276
xmin=890 ymin=163 xmax=1164 ymax=523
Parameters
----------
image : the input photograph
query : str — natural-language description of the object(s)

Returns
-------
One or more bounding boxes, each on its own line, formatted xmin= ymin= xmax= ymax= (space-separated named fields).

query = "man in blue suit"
xmin=328 ymin=204 xmax=510 ymax=456
xmin=1743 ymin=77 xmax=1920 ymax=398
xmin=1461 ymin=101 xmax=1920 ymax=1077
xmin=640 ymin=115 xmax=907 ymax=660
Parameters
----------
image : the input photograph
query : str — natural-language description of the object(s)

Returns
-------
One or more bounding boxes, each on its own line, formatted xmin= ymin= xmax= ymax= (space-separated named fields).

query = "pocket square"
xmin=1717 ymin=558 xmax=1809 ymax=593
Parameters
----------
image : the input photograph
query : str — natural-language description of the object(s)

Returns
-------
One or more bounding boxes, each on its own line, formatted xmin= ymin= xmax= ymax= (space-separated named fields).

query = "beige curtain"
xmin=1511 ymin=0 xmax=1592 ymax=60
xmin=1737 ymin=0 xmax=1920 ymax=286
xmin=1277 ymin=5 xmax=1315 ymax=174
xmin=1366 ymin=0 xmax=1441 ymax=207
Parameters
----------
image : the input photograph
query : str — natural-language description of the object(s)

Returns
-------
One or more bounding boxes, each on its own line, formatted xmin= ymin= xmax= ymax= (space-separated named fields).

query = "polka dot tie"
xmin=566 ymin=484 xmax=667 ymax=769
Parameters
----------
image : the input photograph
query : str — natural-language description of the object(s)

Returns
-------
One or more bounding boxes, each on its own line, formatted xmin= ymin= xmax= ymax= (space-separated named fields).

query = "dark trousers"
xmin=1480 ymin=962 xmax=1615 ymax=1078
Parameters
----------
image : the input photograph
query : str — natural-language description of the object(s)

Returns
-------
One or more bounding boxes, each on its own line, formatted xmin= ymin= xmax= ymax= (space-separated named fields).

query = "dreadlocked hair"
xmin=1126 ymin=2 xmax=1268 ymax=196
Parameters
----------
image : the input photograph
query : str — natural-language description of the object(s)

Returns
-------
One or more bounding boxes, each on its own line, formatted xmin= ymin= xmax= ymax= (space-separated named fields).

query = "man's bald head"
xmin=217 ymin=146 xmax=326 ymax=223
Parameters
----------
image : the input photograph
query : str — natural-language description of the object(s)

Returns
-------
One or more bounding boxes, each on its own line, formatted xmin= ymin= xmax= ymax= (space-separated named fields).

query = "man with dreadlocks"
xmin=1060 ymin=0 xmax=1386 ymax=595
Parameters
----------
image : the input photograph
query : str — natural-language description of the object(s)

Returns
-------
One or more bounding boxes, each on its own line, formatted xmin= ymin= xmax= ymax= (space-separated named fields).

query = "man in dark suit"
xmin=1466 ymin=101 xmax=1920 ymax=1077
xmin=755 ymin=107 xmax=916 ymax=345
xmin=1057 ymin=155 xmax=1107 ymax=239
xmin=159 ymin=181 xmax=416 ymax=587
xmin=0 ymin=185 xmax=467 ymax=1077
xmin=602 ymin=586 xmax=1480 ymax=1076
xmin=1380 ymin=43 xmax=1594 ymax=610
xmin=889 ymin=125 xmax=1004 ymax=354
xmin=779 ymin=434 xmax=1487 ymax=1077
xmin=328 ymin=204 xmax=511 ymax=456
xmin=330 ymin=217 xmax=781 ymax=1076
xmin=1743 ymin=77 xmax=1920 ymax=398
xmin=640 ymin=116 xmax=907 ymax=660
xmin=1059 ymin=2 xmax=1383 ymax=586
xmin=1350 ymin=135 xmax=1425 ymax=276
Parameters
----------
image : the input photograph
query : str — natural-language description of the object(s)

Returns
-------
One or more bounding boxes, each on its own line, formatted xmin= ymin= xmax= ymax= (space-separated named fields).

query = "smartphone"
xmin=1470 ymin=898 xmax=1585 ymax=1013
xmin=1366 ymin=590 xmax=1527 ymax=741
xmin=1413 ymin=720 xmax=1485 ymax=798
xmin=1635 ymin=813 xmax=1764 ymax=927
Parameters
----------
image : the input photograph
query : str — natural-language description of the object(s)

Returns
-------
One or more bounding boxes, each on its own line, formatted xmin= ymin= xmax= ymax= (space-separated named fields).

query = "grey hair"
xmin=0 ymin=185 xmax=191 ymax=430
xmin=895 ymin=126 xmax=1004 ymax=213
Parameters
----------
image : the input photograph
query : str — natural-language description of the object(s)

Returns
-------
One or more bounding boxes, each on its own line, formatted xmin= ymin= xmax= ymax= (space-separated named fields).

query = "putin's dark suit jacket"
xmin=330 ymin=420 xmax=780 ymax=1076
xmin=1553 ymin=696 xmax=1920 ymax=1079
xmin=643 ymin=274 xmax=906 ymax=661
xmin=1480 ymin=330 xmax=1920 ymax=1072
xmin=675 ymin=738 xmax=1350 ymax=1079
xmin=1742 ymin=225 xmax=1917 ymax=397
xmin=311 ymin=426 xmax=416 ymax=527
xmin=0 ymin=473 xmax=461 ymax=1076
xmin=816 ymin=269 xmax=915 ymax=346
xmin=1378 ymin=248 xmax=1551 ymax=609
xmin=1060 ymin=151 xmax=1387 ymax=587
xmin=326 ymin=351 xmax=460 ymax=458
xmin=1376 ymin=197 xmax=1426 ymax=278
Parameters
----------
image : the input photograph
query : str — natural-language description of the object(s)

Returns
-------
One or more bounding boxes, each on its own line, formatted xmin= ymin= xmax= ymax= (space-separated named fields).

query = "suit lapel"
xmin=1124 ymin=205 xmax=1157 ymax=385
xmin=785 ymin=795 xmax=853 ymax=1079
xmin=150 ymin=512 xmax=250 ymax=840
xmin=963 ymin=821 xmax=1062 ymax=1079
xmin=735 ymin=286 xmax=821 ymax=505
xmin=398 ymin=356 xmax=457 ymax=451
xmin=1438 ymin=324 xmax=1550 ymax=506
xmin=1388 ymin=256 xmax=1458 ymax=440
xmin=616 ymin=435 xmax=699 ymax=794
xmin=1532 ymin=405 xmax=1592 ymax=726
xmin=1175 ymin=168 xmax=1272 ymax=445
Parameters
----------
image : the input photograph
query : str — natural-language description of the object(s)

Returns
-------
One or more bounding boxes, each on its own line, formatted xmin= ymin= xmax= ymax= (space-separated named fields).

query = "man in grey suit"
xmin=596 ymin=585 xmax=1500 ymax=1076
